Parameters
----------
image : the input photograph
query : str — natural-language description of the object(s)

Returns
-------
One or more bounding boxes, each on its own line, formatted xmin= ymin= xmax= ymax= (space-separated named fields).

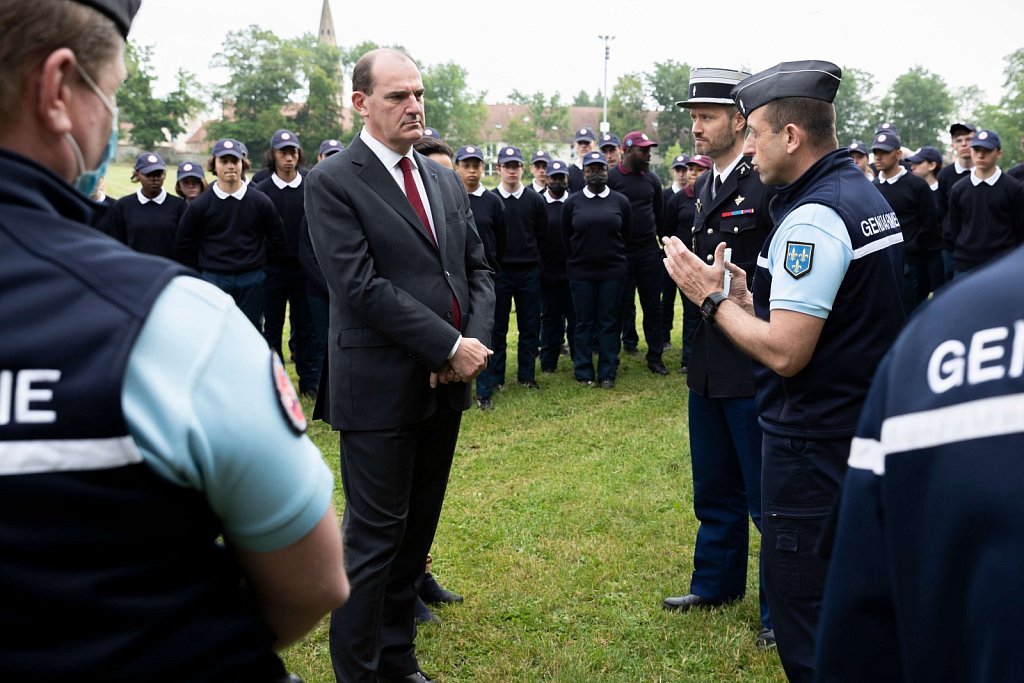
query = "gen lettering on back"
xmin=0 ymin=370 xmax=61 ymax=426
xmin=927 ymin=321 xmax=1024 ymax=394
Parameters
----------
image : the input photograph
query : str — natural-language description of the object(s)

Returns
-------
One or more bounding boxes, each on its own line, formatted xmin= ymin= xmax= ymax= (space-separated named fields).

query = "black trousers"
xmin=329 ymin=400 xmax=462 ymax=683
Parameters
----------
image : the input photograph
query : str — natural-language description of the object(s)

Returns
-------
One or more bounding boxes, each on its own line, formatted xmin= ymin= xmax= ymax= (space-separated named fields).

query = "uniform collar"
xmin=714 ymin=153 xmax=743 ymax=186
xmin=469 ymin=184 xmax=486 ymax=197
xmin=970 ymin=167 xmax=1001 ymax=186
xmin=954 ymin=159 xmax=971 ymax=174
xmin=616 ymin=161 xmax=645 ymax=176
xmin=212 ymin=181 xmax=247 ymax=200
xmin=531 ymin=180 xmax=547 ymax=194
xmin=497 ymin=184 xmax=525 ymax=199
xmin=136 ymin=188 xmax=167 ymax=204
xmin=545 ymin=191 xmax=567 ymax=203
xmin=583 ymin=186 xmax=610 ymax=198
xmin=878 ymin=166 xmax=907 ymax=184
xmin=271 ymin=172 xmax=302 ymax=189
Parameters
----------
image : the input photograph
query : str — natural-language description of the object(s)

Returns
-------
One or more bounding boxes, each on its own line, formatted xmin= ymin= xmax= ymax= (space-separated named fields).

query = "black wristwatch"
xmin=700 ymin=292 xmax=729 ymax=323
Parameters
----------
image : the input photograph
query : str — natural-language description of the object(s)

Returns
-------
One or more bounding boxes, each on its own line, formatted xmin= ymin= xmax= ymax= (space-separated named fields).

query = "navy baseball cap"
xmin=531 ymin=150 xmax=553 ymax=165
xmin=574 ymin=127 xmax=596 ymax=143
xmin=455 ymin=145 xmax=485 ymax=163
xmin=732 ymin=60 xmax=841 ymax=118
xmin=71 ymin=0 xmax=140 ymax=38
xmin=134 ymin=152 xmax=165 ymax=175
xmin=971 ymin=130 xmax=1001 ymax=150
xmin=687 ymin=154 xmax=713 ymax=169
xmin=271 ymin=129 xmax=300 ymax=150
xmin=907 ymin=146 xmax=942 ymax=165
xmin=950 ymin=122 xmax=976 ymax=136
xmin=583 ymin=151 xmax=608 ymax=167
xmin=422 ymin=127 xmax=441 ymax=140
xmin=319 ymin=139 xmax=344 ymax=156
xmin=875 ymin=122 xmax=899 ymax=136
xmin=677 ymin=67 xmax=751 ymax=108
xmin=871 ymin=132 xmax=902 ymax=152
xmin=176 ymin=161 xmax=205 ymax=181
xmin=671 ymin=154 xmax=691 ymax=169
xmin=848 ymin=142 xmax=869 ymax=156
xmin=599 ymin=133 xmax=620 ymax=149
xmin=498 ymin=146 xmax=524 ymax=164
xmin=212 ymin=139 xmax=244 ymax=158
xmin=547 ymin=160 xmax=570 ymax=177
xmin=622 ymin=131 xmax=657 ymax=149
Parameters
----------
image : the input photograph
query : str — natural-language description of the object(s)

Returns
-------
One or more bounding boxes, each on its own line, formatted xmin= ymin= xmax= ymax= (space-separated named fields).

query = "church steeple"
xmin=318 ymin=0 xmax=336 ymax=48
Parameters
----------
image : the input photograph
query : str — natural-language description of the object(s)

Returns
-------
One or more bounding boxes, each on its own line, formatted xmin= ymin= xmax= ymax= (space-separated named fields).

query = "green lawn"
xmin=280 ymin=306 xmax=785 ymax=683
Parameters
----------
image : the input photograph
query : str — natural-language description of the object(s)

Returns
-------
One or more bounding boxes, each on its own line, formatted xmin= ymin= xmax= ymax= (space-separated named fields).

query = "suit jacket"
xmin=688 ymin=156 xmax=774 ymax=398
xmin=305 ymin=135 xmax=494 ymax=431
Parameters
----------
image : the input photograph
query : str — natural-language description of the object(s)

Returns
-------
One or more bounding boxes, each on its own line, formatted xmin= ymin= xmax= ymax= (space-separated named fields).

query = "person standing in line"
xmin=305 ymin=48 xmax=494 ymax=683
xmin=599 ymin=132 xmax=621 ymax=167
xmin=663 ymin=67 xmax=775 ymax=651
xmin=107 ymin=151 xmax=185 ymax=260
xmin=538 ymin=160 xmax=574 ymax=373
xmin=568 ymin=126 xmax=596 ymax=193
xmin=664 ymin=60 xmax=906 ymax=682
xmin=658 ymin=153 xmax=690 ymax=353
xmin=174 ymin=160 xmax=208 ymax=203
xmin=847 ymin=141 xmax=874 ymax=181
xmin=562 ymin=151 xmax=632 ymax=388
xmin=529 ymin=149 xmax=551 ymax=194
xmin=937 ymin=122 xmax=976 ymax=281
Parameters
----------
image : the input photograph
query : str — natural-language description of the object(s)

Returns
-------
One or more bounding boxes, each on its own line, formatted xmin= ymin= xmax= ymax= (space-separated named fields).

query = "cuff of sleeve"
xmin=448 ymin=335 xmax=462 ymax=360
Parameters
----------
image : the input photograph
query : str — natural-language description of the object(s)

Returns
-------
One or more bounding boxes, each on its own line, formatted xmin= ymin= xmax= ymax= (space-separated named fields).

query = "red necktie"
xmin=398 ymin=156 xmax=461 ymax=331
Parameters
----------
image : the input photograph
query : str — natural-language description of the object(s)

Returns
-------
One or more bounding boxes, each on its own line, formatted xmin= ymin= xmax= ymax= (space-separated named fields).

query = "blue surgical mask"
xmin=64 ymin=60 xmax=119 ymax=198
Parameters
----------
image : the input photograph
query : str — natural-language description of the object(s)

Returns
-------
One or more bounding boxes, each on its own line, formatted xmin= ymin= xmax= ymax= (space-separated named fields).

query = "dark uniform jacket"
xmin=688 ymin=156 xmax=774 ymax=397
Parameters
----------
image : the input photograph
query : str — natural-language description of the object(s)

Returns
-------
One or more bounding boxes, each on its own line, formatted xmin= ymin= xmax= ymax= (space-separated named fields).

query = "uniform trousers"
xmin=201 ymin=268 xmax=265 ymax=331
xmin=570 ymin=278 xmax=623 ymax=382
xmin=329 ymin=400 xmax=462 ymax=683
xmin=539 ymin=280 xmax=575 ymax=371
xmin=618 ymin=248 xmax=663 ymax=365
xmin=263 ymin=264 xmax=318 ymax=394
xmin=476 ymin=266 xmax=540 ymax=397
xmin=761 ymin=433 xmax=848 ymax=683
xmin=688 ymin=392 xmax=770 ymax=629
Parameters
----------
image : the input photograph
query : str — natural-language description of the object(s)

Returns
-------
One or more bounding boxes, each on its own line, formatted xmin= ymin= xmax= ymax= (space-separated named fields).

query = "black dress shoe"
xmin=378 ymin=671 xmax=435 ymax=683
xmin=414 ymin=596 xmax=439 ymax=624
xmin=517 ymin=379 xmax=541 ymax=390
xmin=647 ymin=361 xmax=670 ymax=375
xmin=756 ymin=627 xmax=777 ymax=651
xmin=420 ymin=573 xmax=463 ymax=605
xmin=662 ymin=593 xmax=723 ymax=611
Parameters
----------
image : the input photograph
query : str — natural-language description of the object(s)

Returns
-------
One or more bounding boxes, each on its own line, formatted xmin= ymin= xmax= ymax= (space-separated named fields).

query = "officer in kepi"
xmin=0 ymin=1 xmax=348 ymax=681
xmin=663 ymin=60 xmax=906 ymax=683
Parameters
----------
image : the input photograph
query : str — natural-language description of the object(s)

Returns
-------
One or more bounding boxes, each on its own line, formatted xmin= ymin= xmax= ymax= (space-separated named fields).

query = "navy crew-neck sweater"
xmin=492 ymin=187 xmax=547 ymax=269
xmin=948 ymin=173 xmax=1024 ymax=271
xmin=659 ymin=186 xmax=696 ymax=243
xmin=937 ymin=163 xmax=972 ymax=248
xmin=468 ymin=190 xmax=507 ymax=272
xmin=872 ymin=171 xmax=941 ymax=253
xmin=540 ymin=196 xmax=570 ymax=283
xmin=255 ymin=177 xmax=305 ymax=266
xmin=561 ymin=189 xmax=633 ymax=282
xmin=109 ymin=193 xmax=186 ymax=260
xmin=175 ymin=186 xmax=286 ymax=272
xmin=608 ymin=163 xmax=663 ymax=254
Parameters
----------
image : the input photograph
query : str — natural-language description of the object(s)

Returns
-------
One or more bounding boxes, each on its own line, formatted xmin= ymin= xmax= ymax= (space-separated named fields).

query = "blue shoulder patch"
xmin=784 ymin=241 xmax=814 ymax=279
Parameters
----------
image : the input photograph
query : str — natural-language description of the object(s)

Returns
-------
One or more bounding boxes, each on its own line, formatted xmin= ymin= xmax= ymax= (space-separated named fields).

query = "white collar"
xmin=469 ymin=184 xmax=486 ymax=197
xmin=583 ymin=186 xmax=611 ymax=198
xmin=212 ymin=181 xmax=247 ymax=200
xmin=136 ymin=189 xmax=167 ymax=205
xmin=714 ymin=153 xmax=743 ymax=186
xmin=879 ymin=166 xmax=907 ymax=184
xmin=360 ymin=127 xmax=414 ymax=174
xmin=929 ymin=181 xmax=939 ymax=191
xmin=954 ymin=159 xmax=971 ymax=174
xmin=970 ymin=167 xmax=1001 ymax=186
xmin=497 ymin=184 xmax=525 ymax=199
xmin=545 ymin=191 xmax=567 ymax=204
xmin=671 ymin=182 xmax=684 ymax=193
xmin=272 ymin=172 xmax=302 ymax=189
xmin=93 ymin=192 xmax=108 ymax=203
xmin=532 ymin=181 xmax=547 ymax=193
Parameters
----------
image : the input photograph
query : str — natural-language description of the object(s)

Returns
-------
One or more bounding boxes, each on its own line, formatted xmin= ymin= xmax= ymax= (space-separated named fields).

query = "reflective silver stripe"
xmin=757 ymin=255 xmax=770 ymax=269
xmin=0 ymin=436 xmax=142 ymax=476
xmin=880 ymin=393 xmax=1024 ymax=457
xmin=852 ymin=232 xmax=903 ymax=260
xmin=848 ymin=436 xmax=886 ymax=474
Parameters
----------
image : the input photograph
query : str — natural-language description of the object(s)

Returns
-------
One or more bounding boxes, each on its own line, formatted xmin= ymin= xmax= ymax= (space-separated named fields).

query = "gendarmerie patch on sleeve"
xmin=784 ymin=241 xmax=814 ymax=279
xmin=271 ymin=352 xmax=307 ymax=435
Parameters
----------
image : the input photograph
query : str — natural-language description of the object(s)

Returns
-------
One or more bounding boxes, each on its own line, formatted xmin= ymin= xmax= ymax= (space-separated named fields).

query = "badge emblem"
xmin=784 ymin=242 xmax=814 ymax=279
xmin=734 ymin=195 xmax=745 ymax=206
xmin=272 ymin=352 xmax=307 ymax=435
xmin=696 ymin=198 xmax=702 ymax=214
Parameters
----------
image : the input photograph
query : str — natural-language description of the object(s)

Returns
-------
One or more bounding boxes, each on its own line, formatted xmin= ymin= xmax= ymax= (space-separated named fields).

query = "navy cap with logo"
xmin=455 ymin=145 xmax=485 ymax=163
xmin=871 ymin=132 xmax=902 ymax=153
xmin=71 ymin=0 xmax=141 ymax=38
xmin=687 ymin=154 xmax=713 ymax=170
xmin=319 ymin=139 xmax=344 ymax=157
xmin=622 ymin=131 xmax=657 ymax=149
xmin=949 ymin=121 xmax=976 ymax=136
xmin=531 ymin=150 xmax=553 ymax=165
xmin=971 ymin=130 xmax=1001 ymax=150
xmin=271 ymin=129 xmax=300 ymax=150
xmin=212 ymin=139 xmax=244 ymax=158
xmin=848 ymin=142 xmax=869 ymax=156
xmin=583 ymin=151 xmax=607 ymax=167
xmin=599 ymin=133 xmax=620 ymax=149
xmin=906 ymin=146 xmax=942 ymax=165
xmin=498 ymin=146 xmax=524 ymax=165
xmin=731 ymin=60 xmax=842 ymax=118
xmin=547 ymin=160 xmax=569 ymax=177
xmin=574 ymin=127 xmax=596 ymax=143
xmin=875 ymin=122 xmax=899 ymax=137
xmin=676 ymin=67 xmax=751 ymax=108
xmin=671 ymin=154 xmax=691 ymax=169
xmin=134 ymin=152 xmax=165 ymax=175
xmin=177 ymin=161 xmax=205 ymax=181
xmin=422 ymin=127 xmax=441 ymax=140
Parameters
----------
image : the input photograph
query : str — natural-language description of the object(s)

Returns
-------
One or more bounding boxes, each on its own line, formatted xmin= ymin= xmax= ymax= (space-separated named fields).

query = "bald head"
xmin=352 ymin=48 xmax=418 ymax=97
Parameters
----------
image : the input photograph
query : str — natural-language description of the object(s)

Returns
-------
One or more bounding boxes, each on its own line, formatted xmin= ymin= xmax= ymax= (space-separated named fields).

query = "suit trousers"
xmin=329 ymin=399 xmax=462 ymax=683
xmin=761 ymin=433 xmax=848 ymax=683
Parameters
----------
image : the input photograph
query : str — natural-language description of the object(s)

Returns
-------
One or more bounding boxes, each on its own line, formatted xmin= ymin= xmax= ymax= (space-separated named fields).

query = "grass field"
xmin=277 ymin=310 xmax=785 ymax=683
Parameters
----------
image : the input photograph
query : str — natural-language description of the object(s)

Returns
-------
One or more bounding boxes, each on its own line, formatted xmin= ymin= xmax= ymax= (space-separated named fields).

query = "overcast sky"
xmin=131 ymin=0 xmax=1022 ymax=114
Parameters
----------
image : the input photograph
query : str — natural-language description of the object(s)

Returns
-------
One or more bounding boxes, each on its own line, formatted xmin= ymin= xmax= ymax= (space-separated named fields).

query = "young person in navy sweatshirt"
xmin=108 ymin=152 xmax=185 ymax=260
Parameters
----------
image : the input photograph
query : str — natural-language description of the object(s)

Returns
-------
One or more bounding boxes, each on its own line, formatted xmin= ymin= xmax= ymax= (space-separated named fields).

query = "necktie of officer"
xmin=713 ymin=175 xmax=722 ymax=200
xmin=398 ymin=156 xmax=462 ymax=331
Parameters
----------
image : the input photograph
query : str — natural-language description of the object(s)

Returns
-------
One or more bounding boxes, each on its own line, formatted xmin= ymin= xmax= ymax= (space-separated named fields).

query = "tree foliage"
xmin=833 ymin=67 xmax=876 ymax=146
xmin=120 ymin=42 xmax=204 ymax=151
xmin=422 ymin=62 xmax=487 ymax=146
xmin=876 ymin=66 xmax=953 ymax=150
xmin=293 ymin=41 xmax=344 ymax=151
xmin=608 ymin=73 xmax=648 ymax=138
xmin=974 ymin=49 xmax=1024 ymax=167
xmin=500 ymin=91 xmax=571 ymax=155
xmin=646 ymin=60 xmax=691 ymax=149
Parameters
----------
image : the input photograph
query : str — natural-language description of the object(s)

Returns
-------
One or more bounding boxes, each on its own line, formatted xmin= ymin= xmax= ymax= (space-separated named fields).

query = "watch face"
xmin=700 ymin=297 xmax=717 ymax=322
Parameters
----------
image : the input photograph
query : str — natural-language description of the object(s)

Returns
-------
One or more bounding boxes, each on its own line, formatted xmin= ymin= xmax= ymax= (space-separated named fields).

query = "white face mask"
xmin=64 ymin=59 xmax=119 ymax=198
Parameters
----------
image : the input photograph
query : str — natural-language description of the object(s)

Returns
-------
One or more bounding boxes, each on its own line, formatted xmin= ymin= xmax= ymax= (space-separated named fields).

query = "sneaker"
xmin=598 ymin=378 xmax=616 ymax=389
xmin=475 ymin=396 xmax=494 ymax=411
xmin=678 ymin=364 xmax=688 ymax=375
xmin=576 ymin=378 xmax=595 ymax=387
xmin=517 ymin=379 xmax=541 ymax=390
xmin=755 ymin=628 xmax=776 ymax=651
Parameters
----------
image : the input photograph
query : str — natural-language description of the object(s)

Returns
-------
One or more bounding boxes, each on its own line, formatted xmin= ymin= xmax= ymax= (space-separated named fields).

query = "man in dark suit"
xmin=305 ymin=48 xmax=495 ymax=683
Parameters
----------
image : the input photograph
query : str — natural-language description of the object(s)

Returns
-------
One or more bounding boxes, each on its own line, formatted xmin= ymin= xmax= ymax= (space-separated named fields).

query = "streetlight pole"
xmin=598 ymin=35 xmax=614 ymax=134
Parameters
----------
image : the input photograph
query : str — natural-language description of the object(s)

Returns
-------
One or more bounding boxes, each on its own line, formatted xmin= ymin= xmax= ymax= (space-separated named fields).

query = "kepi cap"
xmin=547 ymin=160 xmax=569 ymax=177
xmin=319 ymin=139 xmax=344 ymax=156
xmin=574 ymin=127 xmax=596 ymax=143
xmin=583 ymin=151 xmax=607 ymax=167
xmin=134 ymin=152 xmax=165 ymax=175
xmin=971 ymin=130 xmax=1001 ymax=150
xmin=271 ymin=129 xmax=300 ymax=150
xmin=71 ymin=0 xmax=140 ymax=38
xmin=871 ymin=132 xmax=902 ymax=153
xmin=177 ymin=161 xmax=205 ymax=181
xmin=731 ymin=60 xmax=842 ymax=118
xmin=687 ymin=154 xmax=713 ymax=169
xmin=212 ymin=139 xmax=244 ymax=158
xmin=906 ymin=146 xmax=942 ymax=165
xmin=676 ymin=67 xmax=751 ymax=108
xmin=455 ymin=145 xmax=485 ymax=163
xmin=599 ymin=133 xmax=620 ymax=149
xmin=498 ymin=145 xmax=524 ymax=164
xmin=622 ymin=131 xmax=657 ymax=149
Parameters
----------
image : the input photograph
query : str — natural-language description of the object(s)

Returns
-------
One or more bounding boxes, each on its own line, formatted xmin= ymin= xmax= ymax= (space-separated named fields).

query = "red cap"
xmin=621 ymin=131 xmax=657 ymax=150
